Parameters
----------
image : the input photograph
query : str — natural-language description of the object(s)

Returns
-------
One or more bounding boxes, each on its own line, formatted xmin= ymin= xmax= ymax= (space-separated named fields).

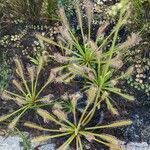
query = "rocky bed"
xmin=0 ymin=135 xmax=150 ymax=150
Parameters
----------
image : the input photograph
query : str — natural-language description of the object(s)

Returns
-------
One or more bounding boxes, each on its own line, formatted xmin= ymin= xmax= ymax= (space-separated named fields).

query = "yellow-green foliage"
xmin=0 ymin=0 xmax=137 ymax=149
xmin=0 ymin=58 xmax=54 ymax=129
xmin=36 ymin=0 xmax=138 ymax=115
xmin=24 ymin=91 xmax=132 ymax=150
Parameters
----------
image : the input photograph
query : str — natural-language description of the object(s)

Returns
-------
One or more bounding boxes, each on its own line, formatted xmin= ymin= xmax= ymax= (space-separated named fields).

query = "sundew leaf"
xmin=106 ymin=98 xmax=119 ymax=115
xmin=52 ymin=109 xmax=66 ymax=121
xmin=0 ymin=113 xmax=14 ymax=122
xmin=37 ymin=108 xmax=68 ymax=127
xmin=84 ymin=133 xmax=95 ymax=142
xmin=75 ymin=0 xmax=84 ymax=36
xmin=2 ymin=91 xmax=15 ymax=100
xmin=32 ymin=133 xmax=71 ymax=143
xmin=24 ymin=122 xmax=54 ymax=131
xmin=0 ymin=105 xmax=28 ymax=123
xmin=36 ymin=34 xmax=70 ymax=52
xmin=109 ymin=143 xmax=121 ymax=150
xmin=32 ymin=135 xmax=53 ymax=143
xmin=98 ymin=120 xmax=132 ymax=129
xmin=86 ymin=86 xmax=98 ymax=104
xmin=3 ymin=90 xmax=26 ymax=101
xmin=27 ymin=66 xmax=35 ymax=84
xmin=37 ymin=109 xmax=56 ymax=122
xmin=106 ymin=87 xmax=135 ymax=101
xmin=64 ymin=74 xmax=75 ymax=83
xmin=59 ymin=7 xmax=70 ymax=30
xmin=12 ymin=79 xmax=24 ymax=93
xmin=96 ymin=21 xmax=109 ymax=40
xmin=8 ymin=106 xmax=28 ymax=130
xmin=55 ymin=73 xmax=72 ymax=83
xmin=14 ymin=58 xmax=24 ymax=78
xmin=86 ymin=120 xmax=132 ymax=130
xmin=8 ymin=115 xmax=21 ymax=130
xmin=57 ymin=134 xmax=75 ymax=150
xmin=113 ymin=91 xmax=135 ymax=101
xmin=94 ymin=137 xmax=121 ymax=150
xmin=14 ymin=97 xmax=26 ymax=106
xmin=93 ymin=138 xmax=110 ymax=147
xmin=95 ymin=134 xmax=119 ymax=145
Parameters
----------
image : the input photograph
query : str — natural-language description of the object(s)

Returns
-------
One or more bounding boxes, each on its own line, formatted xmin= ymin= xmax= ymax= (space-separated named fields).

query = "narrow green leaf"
xmin=106 ymin=88 xmax=135 ymax=101
xmin=94 ymin=134 xmax=119 ymax=145
xmin=106 ymin=98 xmax=119 ymax=115
xmin=86 ymin=120 xmax=132 ymax=130
xmin=57 ymin=134 xmax=75 ymax=150
xmin=24 ymin=122 xmax=60 ymax=132
xmin=32 ymin=133 xmax=71 ymax=143
xmin=0 ymin=107 xmax=26 ymax=122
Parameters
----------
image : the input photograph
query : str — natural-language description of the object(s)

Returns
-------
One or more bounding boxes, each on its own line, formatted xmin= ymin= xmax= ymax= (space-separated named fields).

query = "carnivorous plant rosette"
xmin=24 ymin=91 xmax=132 ymax=150
xmin=0 ymin=58 xmax=55 ymax=129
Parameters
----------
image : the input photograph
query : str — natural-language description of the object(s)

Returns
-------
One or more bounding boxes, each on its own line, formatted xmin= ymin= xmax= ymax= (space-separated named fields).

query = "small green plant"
xmin=41 ymin=0 xmax=59 ymax=20
xmin=0 ymin=58 xmax=54 ymax=129
xmin=16 ymin=129 xmax=33 ymax=150
xmin=24 ymin=91 xmax=132 ymax=150
xmin=0 ymin=54 xmax=11 ymax=93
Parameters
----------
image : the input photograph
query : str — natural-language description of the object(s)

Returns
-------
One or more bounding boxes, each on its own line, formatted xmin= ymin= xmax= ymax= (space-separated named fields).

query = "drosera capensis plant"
xmin=36 ymin=0 xmax=134 ymax=69
xmin=36 ymin=0 xmax=136 ymax=115
xmin=36 ymin=0 xmax=108 ymax=68
xmin=0 ymin=58 xmax=55 ymax=129
xmin=24 ymin=90 xmax=132 ymax=150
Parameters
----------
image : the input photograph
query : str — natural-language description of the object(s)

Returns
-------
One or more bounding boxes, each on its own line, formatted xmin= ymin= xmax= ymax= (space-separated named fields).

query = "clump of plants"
xmin=0 ymin=0 xmax=142 ymax=149
xmin=37 ymin=0 xmax=137 ymax=115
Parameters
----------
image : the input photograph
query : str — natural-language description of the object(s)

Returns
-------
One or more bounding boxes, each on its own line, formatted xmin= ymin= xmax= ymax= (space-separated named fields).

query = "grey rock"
xmin=110 ymin=141 xmax=150 ymax=150
xmin=0 ymin=136 xmax=22 ymax=150
xmin=38 ymin=144 xmax=55 ymax=150
xmin=0 ymin=135 xmax=55 ymax=150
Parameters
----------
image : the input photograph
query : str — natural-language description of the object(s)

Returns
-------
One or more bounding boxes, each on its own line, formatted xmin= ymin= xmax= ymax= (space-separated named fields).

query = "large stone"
xmin=0 ymin=135 xmax=55 ymax=150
